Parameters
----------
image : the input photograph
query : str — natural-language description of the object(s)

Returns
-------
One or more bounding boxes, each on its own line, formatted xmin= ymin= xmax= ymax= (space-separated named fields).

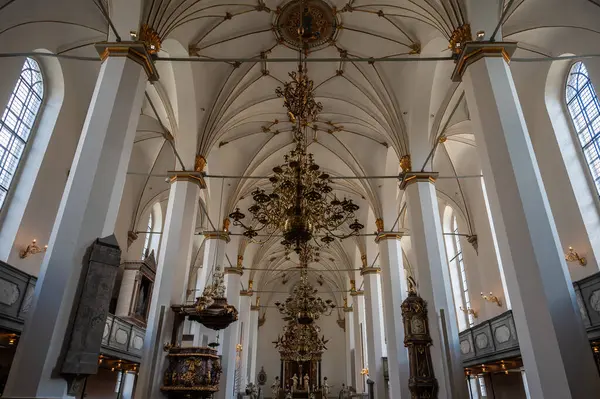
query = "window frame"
xmin=0 ymin=57 xmax=45 ymax=214
xmin=142 ymin=212 xmax=153 ymax=259
xmin=564 ymin=61 xmax=600 ymax=198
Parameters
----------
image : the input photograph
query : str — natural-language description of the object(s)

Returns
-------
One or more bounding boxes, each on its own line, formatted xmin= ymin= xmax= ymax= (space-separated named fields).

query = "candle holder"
xmin=565 ymin=246 xmax=587 ymax=266
xmin=19 ymin=239 xmax=47 ymax=259
xmin=460 ymin=306 xmax=478 ymax=318
xmin=481 ymin=292 xmax=502 ymax=307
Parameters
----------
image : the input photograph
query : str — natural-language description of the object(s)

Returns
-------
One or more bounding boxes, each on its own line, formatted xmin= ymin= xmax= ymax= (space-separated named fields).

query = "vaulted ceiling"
xmin=2 ymin=0 xmax=600 ymax=307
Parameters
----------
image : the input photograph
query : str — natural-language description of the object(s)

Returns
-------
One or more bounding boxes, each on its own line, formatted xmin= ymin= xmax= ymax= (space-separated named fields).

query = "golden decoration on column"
xmin=375 ymin=218 xmax=384 ymax=233
xmin=138 ymin=24 xmax=162 ymax=54
xmin=449 ymin=23 xmax=472 ymax=57
xmin=195 ymin=155 xmax=207 ymax=173
xmin=400 ymin=154 xmax=412 ymax=173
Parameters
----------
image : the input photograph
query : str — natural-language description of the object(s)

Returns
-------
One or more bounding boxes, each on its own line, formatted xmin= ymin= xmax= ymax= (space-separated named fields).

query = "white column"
xmin=135 ymin=177 xmax=200 ymax=399
xmin=344 ymin=301 xmax=355 ymax=387
xmin=216 ymin=267 xmax=243 ymax=399
xmin=351 ymin=289 xmax=365 ymax=392
xmin=239 ymin=292 xmax=253 ymax=387
xmin=461 ymin=45 xmax=600 ymax=398
xmin=404 ymin=176 xmax=465 ymax=398
xmin=376 ymin=234 xmax=410 ymax=399
xmin=248 ymin=303 xmax=260 ymax=383
xmin=361 ymin=268 xmax=386 ymax=399
xmin=3 ymin=49 xmax=148 ymax=399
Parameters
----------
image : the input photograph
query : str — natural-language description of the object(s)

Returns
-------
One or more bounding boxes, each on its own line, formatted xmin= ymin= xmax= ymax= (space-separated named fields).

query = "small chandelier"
xmin=274 ymin=268 xmax=335 ymax=325
xmin=273 ymin=321 xmax=329 ymax=362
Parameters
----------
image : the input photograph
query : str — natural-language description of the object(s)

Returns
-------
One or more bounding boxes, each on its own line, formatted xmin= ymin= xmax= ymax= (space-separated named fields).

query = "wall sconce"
xmin=460 ymin=306 xmax=478 ymax=318
xmin=481 ymin=292 xmax=502 ymax=307
xmin=565 ymin=246 xmax=587 ymax=266
xmin=19 ymin=239 xmax=47 ymax=259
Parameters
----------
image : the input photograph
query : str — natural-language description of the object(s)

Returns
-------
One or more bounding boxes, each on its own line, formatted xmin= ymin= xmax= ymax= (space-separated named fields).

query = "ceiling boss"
xmin=229 ymin=0 xmax=363 ymax=253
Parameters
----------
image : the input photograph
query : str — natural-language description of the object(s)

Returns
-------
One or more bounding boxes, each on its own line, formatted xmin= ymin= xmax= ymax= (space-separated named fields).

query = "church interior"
xmin=0 ymin=0 xmax=599 ymax=398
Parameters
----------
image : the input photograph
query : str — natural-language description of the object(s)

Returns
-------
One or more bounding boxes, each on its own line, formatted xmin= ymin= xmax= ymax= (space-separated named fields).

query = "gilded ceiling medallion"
xmin=274 ymin=0 xmax=338 ymax=50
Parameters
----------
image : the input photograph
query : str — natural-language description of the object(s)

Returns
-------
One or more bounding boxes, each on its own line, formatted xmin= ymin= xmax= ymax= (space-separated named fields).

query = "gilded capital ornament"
xmin=449 ymin=23 xmax=472 ymax=57
xmin=400 ymin=154 xmax=412 ymax=173
xmin=375 ymin=218 xmax=384 ymax=233
xmin=195 ymin=155 xmax=207 ymax=172
xmin=139 ymin=24 xmax=162 ymax=54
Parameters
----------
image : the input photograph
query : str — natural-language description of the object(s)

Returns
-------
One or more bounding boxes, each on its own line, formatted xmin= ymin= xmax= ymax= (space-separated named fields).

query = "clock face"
xmin=411 ymin=317 xmax=425 ymax=334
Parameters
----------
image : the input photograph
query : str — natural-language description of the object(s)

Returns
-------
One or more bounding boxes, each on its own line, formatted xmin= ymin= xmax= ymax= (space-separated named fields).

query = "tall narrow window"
xmin=0 ymin=58 xmax=44 ymax=209
xmin=444 ymin=208 xmax=474 ymax=331
xmin=142 ymin=213 xmax=153 ymax=258
xmin=453 ymin=216 xmax=474 ymax=327
xmin=566 ymin=62 xmax=600 ymax=194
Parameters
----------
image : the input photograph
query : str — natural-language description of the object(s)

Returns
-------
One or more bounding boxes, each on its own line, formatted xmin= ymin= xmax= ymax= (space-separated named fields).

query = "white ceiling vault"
xmin=2 ymin=0 xmax=600 ymax=308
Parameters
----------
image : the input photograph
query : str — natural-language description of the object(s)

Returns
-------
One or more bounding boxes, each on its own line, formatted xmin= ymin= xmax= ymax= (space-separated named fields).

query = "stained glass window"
xmin=0 ymin=58 xmax=44 ymax=209
xmin=566 ymin=62 xmax=600 ymax=195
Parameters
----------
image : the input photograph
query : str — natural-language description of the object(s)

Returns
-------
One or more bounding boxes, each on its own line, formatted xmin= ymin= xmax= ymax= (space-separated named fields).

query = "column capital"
xmin=169 ymin=172 xmax=207 ymax=188
xmin=240 ymin=290 xmax=254 ymax=297
xmin=375 ymin=232 xmax=404 ymax=243
xmin=399 ymin=172 xmax=439 ymax=190
xmin=451 ymin=41 xmax=518 ymax=82
xmin=250 ymin=305 xmax=261 ymax=311
xmin=360 ymin=267 xmax=381 ymax=276
xmin=225 ymin=266 xmax=244 ymax=276
xmin=95 ymin=42 xmax=159 ymax=82
xmin=350 ymin=290 xmax=364 ymax=297
xmin=203 ymin=231 xmax=231 ymax=242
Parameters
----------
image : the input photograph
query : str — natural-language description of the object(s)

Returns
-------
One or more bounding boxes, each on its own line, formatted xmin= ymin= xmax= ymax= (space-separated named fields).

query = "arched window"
xmin=444 ymin=208 xmax=474 ymax=331
xmin=0 ymin=58 xmax=44 ymax=209
xmin=142 ymin=213 xmax=153 ymax=258
xmin=566 ymin=62 xmax=600 ymax=194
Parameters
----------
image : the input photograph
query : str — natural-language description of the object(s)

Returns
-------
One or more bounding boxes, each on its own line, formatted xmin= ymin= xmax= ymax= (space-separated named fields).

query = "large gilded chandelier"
xmin=228 ymin=5 xmax=363 ymax=253
xmin=273 ymin=321 xmax=329 ymax=362
xmin=274 ymin=268 xmax=335 ymax=325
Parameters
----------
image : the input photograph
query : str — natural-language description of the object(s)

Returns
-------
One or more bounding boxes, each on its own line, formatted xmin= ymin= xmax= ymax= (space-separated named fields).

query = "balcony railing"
xmin=102 ymin=314 xmax=145 ymax=361
xmin=573 ymin=271 xmax=600 ymax=341
xmin=0 ymin=260 xmax=144 ymax=362
xmin=458 ymin=310 xmax=520 ymax=367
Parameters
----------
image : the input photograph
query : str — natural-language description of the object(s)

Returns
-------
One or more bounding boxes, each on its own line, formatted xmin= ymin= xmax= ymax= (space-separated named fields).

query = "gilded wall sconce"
xmin=19 ymin=239 xmax=47 ymax=259
xmin=565 ymin=246 xmax=587 ymax=266
xmin=460 ymin=306 xmax=478 ymax=318
xmin=481 ymin=292 xmax=502 ymax=307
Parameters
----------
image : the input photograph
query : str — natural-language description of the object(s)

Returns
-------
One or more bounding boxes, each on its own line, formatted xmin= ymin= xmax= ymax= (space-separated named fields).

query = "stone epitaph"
xmin=60 ymin=235 xmax=121 ymax=393
xmin=401 ymin=288 xmax=438 ymax=398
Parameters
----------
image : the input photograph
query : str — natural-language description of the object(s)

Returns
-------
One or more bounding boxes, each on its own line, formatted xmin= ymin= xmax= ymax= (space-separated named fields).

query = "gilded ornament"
xmin=449 ymin=23 xmax=472 ymax=57
xmin=400 ymin=154 xmax=412 ymax=173
xmin=375 ymin=218 xmax=384 ymax=233
xmin=139 ymin=24 xmax=162 ymax=54
xmin=195 ymin=155 xmax=207 ymax=172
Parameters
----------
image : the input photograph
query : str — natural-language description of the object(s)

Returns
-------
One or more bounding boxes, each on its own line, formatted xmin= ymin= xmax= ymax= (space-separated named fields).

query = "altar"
xmin=282 ymin=359 xmax=321 ymax=391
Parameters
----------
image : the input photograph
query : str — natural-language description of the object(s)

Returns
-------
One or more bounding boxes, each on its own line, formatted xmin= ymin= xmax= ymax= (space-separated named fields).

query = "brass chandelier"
xmin=228 ymin=3 xmax=364 ymax=253
xmin=274 ymin=268 xmax=335 ymax=325
xmin=273 ymin=321 xmax=329 ymax=362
